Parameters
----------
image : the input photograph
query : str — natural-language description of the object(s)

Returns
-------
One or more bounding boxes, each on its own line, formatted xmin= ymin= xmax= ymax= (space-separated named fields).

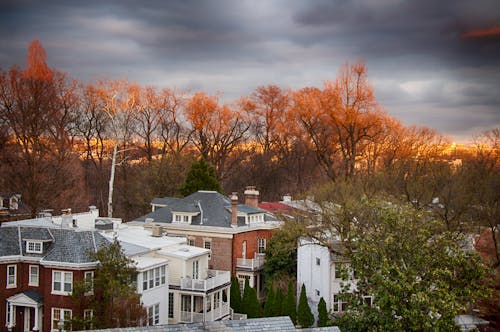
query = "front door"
xmin=13 ymin=307 xmax=34 ymax=332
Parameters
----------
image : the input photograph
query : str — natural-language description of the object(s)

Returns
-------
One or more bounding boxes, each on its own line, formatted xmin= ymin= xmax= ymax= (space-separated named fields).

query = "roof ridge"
xmin=47 ymin=227 xmax=55 ymax=241
xmin=17 ymin=226 xmax=22 ymax=255
xmin=92 ymin=231 xmax=97 ymax=253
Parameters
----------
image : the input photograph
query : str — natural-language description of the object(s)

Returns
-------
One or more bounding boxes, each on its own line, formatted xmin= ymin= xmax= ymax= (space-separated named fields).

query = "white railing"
xmin=180 ymin=311 xmax=204 ymax=323
xmin=179 ymin=303 xmax=230 ymax=323
xmin=206 ymin=302 xmax=230 ymax=321
xmin=236 ymin=254 xmax=265 ymax=270
xmin=180 ymin=270 xmax=230 ymax=291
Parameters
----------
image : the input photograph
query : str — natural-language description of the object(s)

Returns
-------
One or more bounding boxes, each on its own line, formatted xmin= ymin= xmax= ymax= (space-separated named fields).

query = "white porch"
xmin=6 ymin=291 xmax=43 ymax=332
xmin=176 ymin=286 xmax=231 ymax=323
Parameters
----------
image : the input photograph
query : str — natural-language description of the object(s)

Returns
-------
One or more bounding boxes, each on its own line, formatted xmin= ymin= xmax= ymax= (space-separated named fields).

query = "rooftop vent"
xmin=152 ymin=225 xmax=162 ymax=237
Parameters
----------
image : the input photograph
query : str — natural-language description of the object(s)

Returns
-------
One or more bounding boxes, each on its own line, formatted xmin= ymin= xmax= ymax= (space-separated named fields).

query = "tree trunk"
xmin=108 ymin=143 xmax=117 ymax=218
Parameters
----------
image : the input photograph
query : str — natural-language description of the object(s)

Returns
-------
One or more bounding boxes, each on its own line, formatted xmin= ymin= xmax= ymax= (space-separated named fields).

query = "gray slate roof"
xmin=23 ymin=290 xmax=44 ymax=303
xmin=0 ymin=225 xmax=109 ymax=264
xmin=80 ymin=316 xmax=310 ymax=332
xmin=135 ymin=191 xmax=268 ymax=228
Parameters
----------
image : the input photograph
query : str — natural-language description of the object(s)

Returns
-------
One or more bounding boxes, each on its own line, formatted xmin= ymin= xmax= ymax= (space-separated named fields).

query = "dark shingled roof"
xmin=23 ymin=290 xmax=43 ymax=303
xmin=134 ymin=191 xmax=269 ymax=228
xmin=0 ymin=225 xmax=109 ymax=264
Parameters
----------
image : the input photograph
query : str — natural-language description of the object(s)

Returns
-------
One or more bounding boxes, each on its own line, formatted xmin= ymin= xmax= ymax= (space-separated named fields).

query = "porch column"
xmin=190 ymin=294 xmax=193 ymax=322
xmin=32 ymin=305 xmax=39 ymax=331
xmin=202 ymin=295 xmax=206 ymax=322
xmin=7 ymin=302 xmax=14 ymax=331
xmin=210 ymin=293 xmax=215 ymax=321
xmin=219 ymin=289 xmax=223 ymax=310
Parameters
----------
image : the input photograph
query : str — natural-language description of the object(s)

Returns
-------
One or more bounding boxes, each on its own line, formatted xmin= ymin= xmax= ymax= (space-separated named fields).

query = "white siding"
xmin=297 ymin=238 xmax=331 ymax=314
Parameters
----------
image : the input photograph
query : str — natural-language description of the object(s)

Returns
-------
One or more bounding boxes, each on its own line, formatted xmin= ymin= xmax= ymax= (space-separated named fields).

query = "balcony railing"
xmin=236 ymin=253 xmax=265 ymax=270
xmin=180 ymin=270 xmax=230 ymax=291
xmin=180 ymin=303 xmax=230 ymax=323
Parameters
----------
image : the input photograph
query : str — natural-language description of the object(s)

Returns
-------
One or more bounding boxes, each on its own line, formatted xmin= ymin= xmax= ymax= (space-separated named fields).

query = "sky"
xmin=0 ymin=0 xmax=499 ymax=143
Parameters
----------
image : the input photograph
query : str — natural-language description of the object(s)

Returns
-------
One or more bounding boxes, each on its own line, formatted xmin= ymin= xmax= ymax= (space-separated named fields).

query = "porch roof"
xmin=7 ymin=290 xmax=43 ymax=306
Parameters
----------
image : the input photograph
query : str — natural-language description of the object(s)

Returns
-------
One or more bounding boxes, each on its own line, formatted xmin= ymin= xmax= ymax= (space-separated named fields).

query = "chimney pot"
xmin=244 ymin=186 xmax=259 ymax=208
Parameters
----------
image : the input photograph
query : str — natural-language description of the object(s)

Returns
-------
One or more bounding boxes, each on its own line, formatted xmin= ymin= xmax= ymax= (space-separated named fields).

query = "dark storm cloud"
xmin=0 ymin=0 xmax=498 ymax=142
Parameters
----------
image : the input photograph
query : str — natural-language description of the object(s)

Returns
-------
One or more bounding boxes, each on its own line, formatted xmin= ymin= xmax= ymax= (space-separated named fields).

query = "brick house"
xmin=132 ymin=187 xmax=280 ymax=299
xmin=0 ymin=224 xmax=109 ymax=332
xmin=0 ymin=193 xmax=30 ymax=223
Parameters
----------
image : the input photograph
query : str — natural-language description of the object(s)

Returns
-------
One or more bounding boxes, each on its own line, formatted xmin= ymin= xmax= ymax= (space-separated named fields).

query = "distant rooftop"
xmin=79 ymin=316 xmax=341 ymax=332
xmin=135 ymin=191 xmax=273 ymax=228
xmin=101 ymin=225 xmax=186 ymax=251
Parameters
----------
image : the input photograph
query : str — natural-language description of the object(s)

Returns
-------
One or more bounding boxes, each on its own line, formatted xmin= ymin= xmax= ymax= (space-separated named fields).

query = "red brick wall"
xmin=0 ymin=263 xmax=94 ymax=332
xmin=0 ymin=262 xmax=21 ymax=332
xmin=188 ymin=236 xmax=233 ymax=271
xmin=232 ymin=229 xmax=273 ymax=274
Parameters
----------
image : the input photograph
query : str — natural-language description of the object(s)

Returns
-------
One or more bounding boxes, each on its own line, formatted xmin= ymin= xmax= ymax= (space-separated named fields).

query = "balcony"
xmin=180 ymin=303 xmax=230 ymax=323
xmin=236 ymin=253 xmax=265 ymax=270
xmin=180 ymin=270 xmax=230 ymax=291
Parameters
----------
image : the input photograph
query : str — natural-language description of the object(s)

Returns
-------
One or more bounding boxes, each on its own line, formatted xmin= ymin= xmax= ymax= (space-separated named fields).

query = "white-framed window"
xmin=142 ymin=266 xmax=166 ymax=291
xmin=204 ymin=240 xmax=212 ymax=259
xmin=214 ymin=291 xmax=220 ymax=309
xmin=258 ymin=238 xmax=266 ymax=254
xmin=168 ymin=292 xmax=174 ymax=319
xmin=192 ymin=260 xmax=199 ymax=279
xmin=242 ymin=241 xmax=247 ymax=259
xmin=334 ymin=263 xmax=348 ymax=280
xmin=249 ymin=214 xmax=264 ymax=223
xmin=363 ymin=296 xmax=373 ymax=307
xmin=26 ymin=241 xmax=43 ymax=254
xmin=84 ymin=271 xmax=94 ymax=294
xmin=160 ymin=265 xmax=166 ymax=285
xmin=333 ymin=294 xmax=348 ymax=312
xmin=188 ymin=238 xmax=195 ymax=246
xmin=173 ymin=214 xmax=191 ymax=223
xmin=52 ymin=271 xmax=73 ymax=295
xmin=83 ymin=309 xmax=93 ymax=329
xmin=147 ymin=303 xmax=160 ymax=326
xmin=154 ymin=267 xmax=160 ymax=287
xmin=7 ymin=265 xmax=16 ymax=288
xmin=29 ymin=265 xmax=39 ymax=286
xmin=51 ymin=308 xmax=72 ymax=332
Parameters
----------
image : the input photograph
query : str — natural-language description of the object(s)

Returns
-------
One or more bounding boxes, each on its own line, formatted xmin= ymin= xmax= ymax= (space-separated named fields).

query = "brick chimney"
xmin=231 ymin=192 xmax=238 ymax=227
xmin=244 ymin=186 xmax=259 ymax=208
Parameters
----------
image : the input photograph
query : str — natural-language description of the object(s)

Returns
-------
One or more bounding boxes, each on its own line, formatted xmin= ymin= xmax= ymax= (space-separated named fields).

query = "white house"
xmin=106 ymin=224 xmax=231 ymax=324
xmin=297 ymin=237 xmax=371 ymax=319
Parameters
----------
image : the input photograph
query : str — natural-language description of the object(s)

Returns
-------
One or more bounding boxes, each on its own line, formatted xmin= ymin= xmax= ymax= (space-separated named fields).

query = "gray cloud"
xmin=0 ymin=0 xmax=498 ymax=142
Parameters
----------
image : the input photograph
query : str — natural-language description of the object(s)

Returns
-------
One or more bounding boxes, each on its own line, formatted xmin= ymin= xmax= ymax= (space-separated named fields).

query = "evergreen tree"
xmin=284 ymin=281 xmax=297 ymax=324
xmin=241 ymin=279 xmax=261 ymax=318
xmin=230 ymin=277 xmax=242 ymax=313
xmin=71 ymin=239 xmax=146 ymax=329
xmin=263 ymin=287 xmax=275 ymax=317
xmin=274 ymin=287 xmax=284 ymax=316
xmin=297 ymin=284 xmax=314 ymax=328
xmin=317 ymin=297 xmax=329 ymax=327
xmin=180 ymin=158 xmax=221 ymax=196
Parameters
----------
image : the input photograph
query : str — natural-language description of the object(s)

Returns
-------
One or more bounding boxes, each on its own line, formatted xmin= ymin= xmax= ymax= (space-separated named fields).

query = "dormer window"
xmin=26 ymin=241 xmax=43 ymax=254
xmin=172 ymin=212 xmax=198 ymax=224
xmin=247 ymin=213 xmax=264 ymax=224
